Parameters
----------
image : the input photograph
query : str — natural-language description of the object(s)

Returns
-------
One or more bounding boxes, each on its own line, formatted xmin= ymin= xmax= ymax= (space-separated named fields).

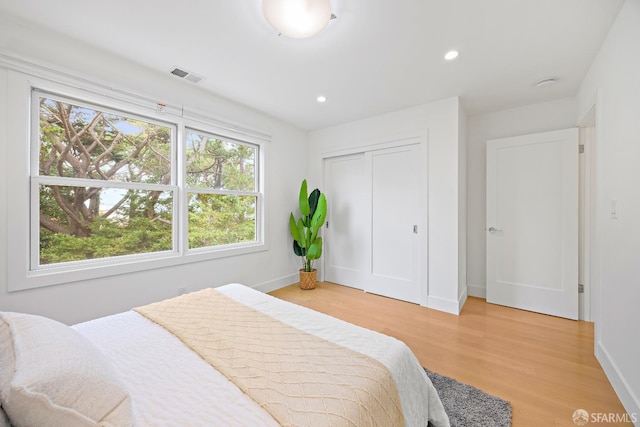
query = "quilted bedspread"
xmin=135 ymin=288 xmax=404 ymax=426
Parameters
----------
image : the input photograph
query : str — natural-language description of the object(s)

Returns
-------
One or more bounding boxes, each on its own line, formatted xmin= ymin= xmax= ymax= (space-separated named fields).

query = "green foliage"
xmin=289 ymin=179 xmax=327 ymax=272
xmin=37 ymin=97 xmax=258 ymax=265
xmin=188 ymin=193 xmax=256 ymax=249
xmin=39 ymin=216 xmax=172 ymax=264
xmin=186 ymin=131 xmax=255 ymax=191
xmin=184 ymin=131 xmax=257 ymax=250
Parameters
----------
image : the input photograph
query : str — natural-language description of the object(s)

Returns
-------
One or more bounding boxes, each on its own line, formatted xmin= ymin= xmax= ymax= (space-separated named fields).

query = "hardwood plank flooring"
xmin=269 ymin=282 xmax=631 ymax=427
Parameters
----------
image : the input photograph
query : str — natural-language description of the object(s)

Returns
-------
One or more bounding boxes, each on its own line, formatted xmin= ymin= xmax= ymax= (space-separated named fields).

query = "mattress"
xmin=72 ymin=284 xmax=449 ymax=426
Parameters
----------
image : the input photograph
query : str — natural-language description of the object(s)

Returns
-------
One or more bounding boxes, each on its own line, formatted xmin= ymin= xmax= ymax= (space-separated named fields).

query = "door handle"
xmin=488 ymin=227 xmax=502 ymax=233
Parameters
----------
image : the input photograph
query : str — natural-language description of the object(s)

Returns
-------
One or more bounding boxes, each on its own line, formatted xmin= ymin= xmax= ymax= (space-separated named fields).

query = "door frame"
xmin=320 ymin=132 xmax=429 ymax=306
xmin=578 ymin=91 xmax=602 ymax=328
xmin=579 ymin=122 xmax=593 ymax=321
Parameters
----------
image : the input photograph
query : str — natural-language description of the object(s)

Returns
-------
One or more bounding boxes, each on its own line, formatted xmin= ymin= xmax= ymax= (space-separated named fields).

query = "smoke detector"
xmin=534 ymin=78 xmax=558 ymax=88
xmin=170 ymin=66 xmax=204 ymax=84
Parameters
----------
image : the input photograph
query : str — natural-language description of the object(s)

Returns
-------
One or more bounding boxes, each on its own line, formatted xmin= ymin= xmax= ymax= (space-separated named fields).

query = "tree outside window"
xmin=35 ymin=93 xmax=260 ymax=268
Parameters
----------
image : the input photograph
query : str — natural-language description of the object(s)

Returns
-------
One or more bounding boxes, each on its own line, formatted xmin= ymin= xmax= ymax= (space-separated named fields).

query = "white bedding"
xmin=73 ymin=310 xmax=278 ymax=427
xmin=73 ymin=284 xmax=449 ymax=427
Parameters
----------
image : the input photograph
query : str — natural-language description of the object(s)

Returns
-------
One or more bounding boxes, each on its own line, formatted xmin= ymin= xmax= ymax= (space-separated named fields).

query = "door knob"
xmin=488 ymin=227 xmax=502 ymax=233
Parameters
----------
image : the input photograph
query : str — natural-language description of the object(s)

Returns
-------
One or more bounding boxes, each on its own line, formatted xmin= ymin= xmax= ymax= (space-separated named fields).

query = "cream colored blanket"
xmin=135 ymin=288 xmax=404 ymax=427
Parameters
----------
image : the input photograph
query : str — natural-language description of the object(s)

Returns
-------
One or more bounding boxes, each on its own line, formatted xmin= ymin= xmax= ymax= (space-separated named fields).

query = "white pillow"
xmin=0 ymin=311 xmax=133 ymax=427
xmin=0 ymin=318 xmax=16 ymax=415
xmin=0 ymin=408 xmax=10 ymax=427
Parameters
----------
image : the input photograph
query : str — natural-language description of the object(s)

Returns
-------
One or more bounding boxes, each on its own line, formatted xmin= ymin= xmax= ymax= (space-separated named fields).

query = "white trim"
xmin=0 ymin=50 xmax=271 ymax=144
xmin=577 ymin=125 xmax=593 ymax=321
xmin=7 ymin=69 xmax=32 ymax=292
xmin=178 ymin=124 xmax=188 ymax=256
xmin=252 ymin=273 xmax=299 ymax=293
xmin=426 ymin=295 xmax=460 ymax=315
xmin=419 ymin=132 xmax=430 ymax=307
xmin=321 ymin=132 xmax=424 ymax=159
xmin=35 ymin=176 xmax=180 ymax=192
xmin=183 ymin=187 xmax=259 ymax=197
xmin=578 ymin=90 xmax=603 ymax=348
xmin=457 ymin=286 xmax=468 ymax=313
xmin=596 ymin=342 xmax=640 ymax=422
xmin=467 ymin=283 xmax=487 ymax=299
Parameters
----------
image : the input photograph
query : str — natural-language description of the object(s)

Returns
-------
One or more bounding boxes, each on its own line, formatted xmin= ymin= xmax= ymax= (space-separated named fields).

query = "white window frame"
xmin=182 ymin=126 xmax=261 ymax=254
xmin=6 ymin=69 xmax=267 ymax=292
xmin=32 ymin=90 xmax=181 ymax=270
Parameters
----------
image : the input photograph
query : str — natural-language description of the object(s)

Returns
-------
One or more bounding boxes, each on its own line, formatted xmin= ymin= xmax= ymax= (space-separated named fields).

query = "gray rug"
xmin=425 ymin=368 xmax=512 ymax=427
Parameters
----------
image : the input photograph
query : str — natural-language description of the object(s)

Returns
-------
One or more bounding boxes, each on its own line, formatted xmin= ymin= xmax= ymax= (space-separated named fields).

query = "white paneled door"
xmin=324 ymin=143 xmax=422 ymax=304
xmin=486 ymin=128 xmax=579 ymax=319
xmin=365 ymin=145 xmax=421 ymax=303
xmin=324 ymin=154 xmax=367 ymax=289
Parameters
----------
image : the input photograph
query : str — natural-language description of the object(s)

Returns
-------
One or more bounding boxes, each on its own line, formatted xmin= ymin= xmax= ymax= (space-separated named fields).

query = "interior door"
xmin=324 ymin=154 xmax=367 ymax=289
xmin=364 ymin=144 xmax=421 ymax=303
xmin=486 ymin=128 xmax=579 ymax=319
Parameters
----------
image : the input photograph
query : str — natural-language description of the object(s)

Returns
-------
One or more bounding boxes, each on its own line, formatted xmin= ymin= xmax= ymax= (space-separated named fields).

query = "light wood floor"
xmin=270 ymin=282 xmax=631 ymax=427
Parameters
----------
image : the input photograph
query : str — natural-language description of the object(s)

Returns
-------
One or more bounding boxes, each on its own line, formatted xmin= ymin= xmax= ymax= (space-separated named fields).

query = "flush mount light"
xmin=444 ymin=50 xmax=459 ymax=61
xmin=317 ymin=95 xmax=327 ymax=103
xmin=263 ymin=0 xmax=333 ymax=38
xmin=534 ymin=78 xmax=558 ymax=88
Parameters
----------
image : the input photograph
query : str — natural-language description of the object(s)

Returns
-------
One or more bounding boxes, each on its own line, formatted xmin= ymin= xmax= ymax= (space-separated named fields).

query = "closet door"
xmin=324 ymin=144 xmax=422 ymax=303
xmin=324 ymin=153 xmax=367 ymax=289
xmin=364 ymin=144 xmax=421 ymax=303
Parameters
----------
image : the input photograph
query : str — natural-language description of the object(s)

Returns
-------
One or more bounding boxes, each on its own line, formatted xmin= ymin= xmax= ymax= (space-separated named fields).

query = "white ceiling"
xmin=0 ymin=0 xmax=625 ymax=130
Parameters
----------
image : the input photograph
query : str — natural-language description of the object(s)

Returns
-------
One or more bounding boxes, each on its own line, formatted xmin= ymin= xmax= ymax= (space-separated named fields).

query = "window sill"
xmin=11 ymin=242 xmax=267 ymax=292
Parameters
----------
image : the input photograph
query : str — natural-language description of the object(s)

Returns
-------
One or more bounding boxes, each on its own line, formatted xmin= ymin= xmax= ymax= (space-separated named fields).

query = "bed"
xmin=0 ymin=283 xmax=449 ymax=427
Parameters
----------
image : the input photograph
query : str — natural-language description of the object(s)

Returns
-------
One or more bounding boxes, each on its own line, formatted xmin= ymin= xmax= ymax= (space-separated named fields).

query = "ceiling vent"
xmin=170 ymin=67 xmax=204 ymax=84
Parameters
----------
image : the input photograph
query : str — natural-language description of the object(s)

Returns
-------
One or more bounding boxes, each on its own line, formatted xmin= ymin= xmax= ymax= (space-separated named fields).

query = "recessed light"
xmin=534 ymin=78 xmax=558 ymax=88
xmin=444 ymin=50 xmax=459 ymax=61
xmin=317 ymin=95 xmax=327 ymax=103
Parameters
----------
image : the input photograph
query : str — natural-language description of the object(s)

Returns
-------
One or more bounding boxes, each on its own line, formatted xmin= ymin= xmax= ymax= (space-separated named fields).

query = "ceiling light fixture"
xmin=263 ymin=0 xmax=333 ymax=38
xmin=444 ymin=50 xmax=459 ymax=61
xmin=317 ymin=95 xmax=327 ymax=103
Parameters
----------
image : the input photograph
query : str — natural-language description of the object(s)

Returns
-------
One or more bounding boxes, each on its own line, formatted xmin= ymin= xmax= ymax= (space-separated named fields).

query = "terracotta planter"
xmin=299 ymin=269 xmax=317 ymax=290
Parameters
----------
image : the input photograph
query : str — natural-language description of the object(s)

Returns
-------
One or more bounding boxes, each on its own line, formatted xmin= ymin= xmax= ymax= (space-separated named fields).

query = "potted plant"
xmin=289 ymin=179 xmax=327 ymax=290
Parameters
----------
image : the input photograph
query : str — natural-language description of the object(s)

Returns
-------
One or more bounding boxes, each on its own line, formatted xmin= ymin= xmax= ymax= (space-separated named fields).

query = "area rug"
xmin=425 ymin=368 xmax=512 ymax=427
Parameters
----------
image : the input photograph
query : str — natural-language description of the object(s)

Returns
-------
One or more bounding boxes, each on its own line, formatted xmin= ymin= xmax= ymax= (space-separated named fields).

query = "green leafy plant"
xmin=289 ymin=179 xmax=327 ymax=272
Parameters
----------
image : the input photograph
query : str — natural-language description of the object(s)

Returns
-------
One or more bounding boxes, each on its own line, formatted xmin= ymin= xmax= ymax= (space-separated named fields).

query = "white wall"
xmin=576 ymin=0 xmax=640 ymax=420
xmin=466 ymin=97 xmax=577 ymax=297
xmin=307 ymin=97 xmax=466 ymax=314
xmin=0 ymin=17 xmax=307 ymax=325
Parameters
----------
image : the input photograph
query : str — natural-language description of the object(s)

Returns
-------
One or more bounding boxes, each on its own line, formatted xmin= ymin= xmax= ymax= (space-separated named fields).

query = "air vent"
xmin=170 ymin=67 xmax=204 ymax=84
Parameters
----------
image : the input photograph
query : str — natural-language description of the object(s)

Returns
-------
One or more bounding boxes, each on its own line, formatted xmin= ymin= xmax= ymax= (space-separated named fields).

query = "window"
xmin=29 ymin=89 xmax=263 ymax=279
xmin=35 ymin=94 xmax=176 ymax=267
xmin=185 ymin=129 xmax=258 ymax=250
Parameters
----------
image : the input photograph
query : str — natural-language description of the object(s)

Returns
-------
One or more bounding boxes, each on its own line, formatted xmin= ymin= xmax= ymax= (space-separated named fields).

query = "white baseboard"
xmin=467 ymin=283 xmax=487 ymax=299
xmin=256 ymin=275 xmax=468 ymax=317
xmin=596 ymin=341 xmax=640 ymax=425
xmin=458 ymin=287 xmax=468 ymax=313
xmin=426 ymin=295 xmax=461 ymax=315
xmin=252 ymin=274 xmax=298 ymax=293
